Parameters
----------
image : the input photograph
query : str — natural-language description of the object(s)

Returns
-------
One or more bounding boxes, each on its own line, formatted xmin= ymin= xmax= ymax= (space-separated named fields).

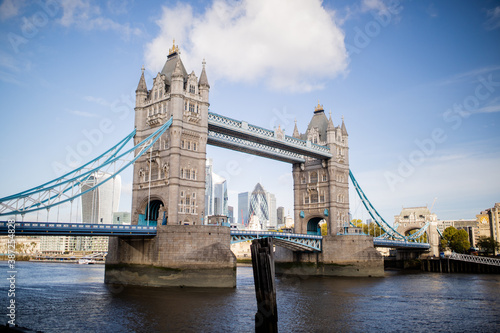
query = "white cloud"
xmin=426 ymin=3 xmax=438 ymax=18
xmin=145 ymin=0 xmax=348 ymax=92
xmin=0 ymin=50 xmax=30 ymax=72
xmin=361 ymin=0 xmax=388 ymax=14
xmin=70 ymin=110 xmax=99 ymax=118
xmin=484 ymin=6 xmax=500 ymax=31
xmin=0 ymin=0 xmax=24 ymax=20
xmin=58 ymin=0 xmax=141 ymax=37
xmin=84 ymin=95 xmax=111 ymax=107
xmin=475 ymin=98 xmax=500 ymax=114
xmin=436 ymin=65 xmax=500 ymax=86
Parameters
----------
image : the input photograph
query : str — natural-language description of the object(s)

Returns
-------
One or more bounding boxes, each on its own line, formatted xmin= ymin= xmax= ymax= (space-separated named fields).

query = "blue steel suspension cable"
xmin=349 ymin=169 xmax=406 ymax=240
xmin=0 ymin=117 xmax=172 ymax=216
xmin=0 ymin=130 xmax=136 ymax=201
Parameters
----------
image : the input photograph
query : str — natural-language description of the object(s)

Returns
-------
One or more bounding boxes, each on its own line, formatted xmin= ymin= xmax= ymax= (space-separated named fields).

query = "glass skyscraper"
xmin=245 ymin=183 xmax=277 ymax=229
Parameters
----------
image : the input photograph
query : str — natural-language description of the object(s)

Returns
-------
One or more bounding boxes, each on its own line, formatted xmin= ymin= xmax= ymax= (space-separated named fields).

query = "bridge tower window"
xmin=310 ymin=190 xmax=318 ymax=203
xmin=310 ymin=172 xmax=318 ymax=183
xmin=151 ymin=162 xmax=158 ymax=180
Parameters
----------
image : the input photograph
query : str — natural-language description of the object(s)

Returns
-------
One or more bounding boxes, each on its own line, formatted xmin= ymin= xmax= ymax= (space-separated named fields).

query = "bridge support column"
xmin=105 ymin=225 xmax=236 ymax=287
xmin=428 ymin=222 xmax=440 ymax=257
xmin=275 ymin=235 xmax=384 ymax=277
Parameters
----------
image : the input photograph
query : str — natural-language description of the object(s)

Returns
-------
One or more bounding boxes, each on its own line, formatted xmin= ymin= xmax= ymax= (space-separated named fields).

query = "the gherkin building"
xmin=248 ymin=183 xmax=276 ymax=228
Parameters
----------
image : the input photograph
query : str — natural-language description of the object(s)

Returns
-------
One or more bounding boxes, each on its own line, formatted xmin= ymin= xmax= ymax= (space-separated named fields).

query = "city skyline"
xmin=0 ymin=0 xmax=499 ymax=224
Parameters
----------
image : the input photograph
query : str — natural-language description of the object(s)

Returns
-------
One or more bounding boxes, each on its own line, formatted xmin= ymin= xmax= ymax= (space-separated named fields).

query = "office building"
xmin=205 ymin=159 xmax=228 ymax=221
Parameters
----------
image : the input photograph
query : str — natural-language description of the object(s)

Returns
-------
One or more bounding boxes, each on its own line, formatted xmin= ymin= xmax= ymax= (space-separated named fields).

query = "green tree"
xmin=408 ymin=229 xmax=428 ymax=243
xmin=350 ymin=219 xmax=385 ymax=237
xmin=440 ymin=226 xmax=470 ymax=253
xmin=477 ymin=236 xmax=500 ymax=255
xmin=363 ymin=223 xmax=383 ymax=237
xmin=450 ymin=229 xmax=470 ymax=253
xmin=440 ymin=226 xmax=457 ymax=250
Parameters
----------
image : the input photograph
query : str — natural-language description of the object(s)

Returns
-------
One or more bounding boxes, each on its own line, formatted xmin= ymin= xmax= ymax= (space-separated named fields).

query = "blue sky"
xmin=0 ymin=0 xmax=499 ymax=224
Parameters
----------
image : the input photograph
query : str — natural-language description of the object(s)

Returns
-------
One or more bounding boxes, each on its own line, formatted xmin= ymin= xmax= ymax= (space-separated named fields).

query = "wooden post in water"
xmin=251 ymin=237 xmax=278 ymax=333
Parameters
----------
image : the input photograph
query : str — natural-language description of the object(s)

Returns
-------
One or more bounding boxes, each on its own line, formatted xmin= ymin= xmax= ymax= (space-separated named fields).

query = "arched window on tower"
xmin=150 ymin=160 xmax=159 ymax=181
xmin=310 ymin=172 xmax=318 ymax=183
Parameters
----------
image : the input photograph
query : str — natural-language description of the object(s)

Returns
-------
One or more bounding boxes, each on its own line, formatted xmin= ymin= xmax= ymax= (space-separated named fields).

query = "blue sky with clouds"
xmin=0 ymin=0 xmax=499 ymax=223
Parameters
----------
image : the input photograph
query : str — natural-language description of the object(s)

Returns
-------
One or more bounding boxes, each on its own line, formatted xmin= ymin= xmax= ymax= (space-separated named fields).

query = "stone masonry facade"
xmin=292 ymin=103 xmax=350 ymax=236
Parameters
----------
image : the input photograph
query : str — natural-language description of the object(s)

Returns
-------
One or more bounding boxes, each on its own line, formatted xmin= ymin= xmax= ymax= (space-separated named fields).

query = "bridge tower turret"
xmin=134 ymin=66 xmax=148 ymax=131
xmin=107 ymin=42 xmax=236 ymax=288
xmin=292 ymin=103 xmax=350 ymax=236
xmin=130 ymin=41 xmax=209 ymax=227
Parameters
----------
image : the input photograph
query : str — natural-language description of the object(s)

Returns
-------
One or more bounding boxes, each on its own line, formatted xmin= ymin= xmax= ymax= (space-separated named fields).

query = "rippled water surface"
xmin=2 ymin=262 xmax=500 ymax=332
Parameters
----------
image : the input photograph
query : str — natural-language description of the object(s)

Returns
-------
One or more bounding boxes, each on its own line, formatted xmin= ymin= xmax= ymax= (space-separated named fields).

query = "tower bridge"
xmin=0 ymin=42 xmax=436 ymax=287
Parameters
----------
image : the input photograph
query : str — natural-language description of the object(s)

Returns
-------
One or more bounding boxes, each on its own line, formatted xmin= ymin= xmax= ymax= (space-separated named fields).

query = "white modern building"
xmin=81 ymin=172 xmax=121 ymax=224
xmin=205 ymin=159 xmax=228 ymax=222
xmin=40 ymin=173 xmax=122 ymax=254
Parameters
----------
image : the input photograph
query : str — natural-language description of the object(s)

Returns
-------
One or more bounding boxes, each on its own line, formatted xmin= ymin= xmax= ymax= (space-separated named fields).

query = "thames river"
xmin=2 ymin=262 xmax=500 ymax=332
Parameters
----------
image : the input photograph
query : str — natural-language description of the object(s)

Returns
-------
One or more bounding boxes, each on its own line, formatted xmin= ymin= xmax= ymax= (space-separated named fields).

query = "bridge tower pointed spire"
xmin=135 ymin=65 xmax=148 ymax=108
xmin=341 ymin=115 xmax=348 ymax=136
xmin=292 ymin=119 xmax=300 ymax=138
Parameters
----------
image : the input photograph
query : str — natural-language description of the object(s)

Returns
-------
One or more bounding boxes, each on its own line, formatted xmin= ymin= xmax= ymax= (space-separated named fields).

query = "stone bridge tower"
xmin=106 ymin=42 xmax=236 ymax=288
xmin=395 ymin=206 xmax=440 ymax=256
xmin=292 ymin=103 xmax=349 ymax=236
xmin=131 ymin=41 xmax=210 ymax=226
xmin=276 ymin=104 xmax=383 ymax=277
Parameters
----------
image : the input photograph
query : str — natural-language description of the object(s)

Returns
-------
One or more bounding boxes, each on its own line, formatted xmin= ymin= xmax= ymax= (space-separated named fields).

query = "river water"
xmin=1 ymin=262 xmax=499 ymax=332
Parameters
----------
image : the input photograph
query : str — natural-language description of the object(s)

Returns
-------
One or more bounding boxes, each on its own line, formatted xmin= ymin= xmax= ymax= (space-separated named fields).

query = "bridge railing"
xmin=207 ymin=131 xmax=305 ymax=163
xmin=0 ymin=221 xmax=157 ymax=236
xmin=449 ymin=252 xmax=500 ymax=267
xmin=231 ymin=230 xmax=323 ymax=252
xmin=208 ymin=112 xmax=331 ymax=156
xmin=231 ymin=230 xmax=323 ymax=240
xmin=373 ymin=238 xmax=430 ymax=249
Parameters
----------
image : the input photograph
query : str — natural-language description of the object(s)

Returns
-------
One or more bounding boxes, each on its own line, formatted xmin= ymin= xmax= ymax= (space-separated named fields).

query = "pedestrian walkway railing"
xmin=449 ymin=252 xmax=500 ymax=267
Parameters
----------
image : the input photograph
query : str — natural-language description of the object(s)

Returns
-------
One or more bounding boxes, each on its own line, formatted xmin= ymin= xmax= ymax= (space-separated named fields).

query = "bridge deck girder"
xmin=0 ymin=222 xmax=431 ymax=251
